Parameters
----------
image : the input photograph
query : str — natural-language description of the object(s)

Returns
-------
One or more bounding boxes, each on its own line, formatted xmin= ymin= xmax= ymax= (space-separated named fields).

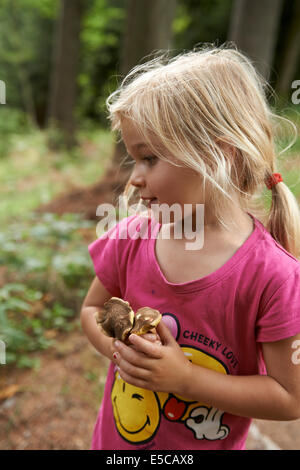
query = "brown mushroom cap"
xmin=130 ymin=307 xmax=162 ymax=336
xmin=95 ymin=297 xmax=134 ymax=342
xmin=95 ymin=298 xmax=162 ymax=343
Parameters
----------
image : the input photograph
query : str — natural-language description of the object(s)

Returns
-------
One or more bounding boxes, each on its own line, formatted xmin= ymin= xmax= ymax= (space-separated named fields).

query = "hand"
xmin=110 ymin=331 xmax=160 ymax=359
xmin=112 ymin=320 xmax=192 ymax=395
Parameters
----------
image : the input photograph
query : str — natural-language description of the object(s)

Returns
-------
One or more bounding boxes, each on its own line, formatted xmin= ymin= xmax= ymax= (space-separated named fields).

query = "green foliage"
xmin=0 ymin=107 xmax=33 ymax=158
xmin=0 ymin=212 xmax=97 ymax=368
xmin=0 ymin=212 xmax=95 ymax=285
xmin=0 ymin=0 xmax=57 ymax=124
xmin=78 ymin=0 xmax=125 ymax=125
xmin=174 ymin=0 xmax=233 ymax=50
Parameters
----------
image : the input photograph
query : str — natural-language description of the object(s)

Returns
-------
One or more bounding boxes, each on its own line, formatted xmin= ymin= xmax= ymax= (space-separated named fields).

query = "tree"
xmin=275 ymin=0 xmax=300 ymax=100
xmin=227 ymin=0 xmax=284 ymax=81
xmin=47 ymin=0 xmax=84 ymax=149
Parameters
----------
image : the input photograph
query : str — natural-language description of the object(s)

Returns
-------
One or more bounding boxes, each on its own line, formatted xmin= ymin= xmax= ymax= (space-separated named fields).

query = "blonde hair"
xmin=106 ymin=43 xmax=300 ymax=258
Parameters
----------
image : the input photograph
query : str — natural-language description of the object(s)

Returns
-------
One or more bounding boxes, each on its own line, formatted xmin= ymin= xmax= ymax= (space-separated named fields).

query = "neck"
xmin=169 ymin=201 xmax=253 ymax=242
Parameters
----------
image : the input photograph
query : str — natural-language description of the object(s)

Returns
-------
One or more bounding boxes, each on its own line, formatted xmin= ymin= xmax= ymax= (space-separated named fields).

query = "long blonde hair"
xmin=106 ymin=43 xmax=300 ymax=258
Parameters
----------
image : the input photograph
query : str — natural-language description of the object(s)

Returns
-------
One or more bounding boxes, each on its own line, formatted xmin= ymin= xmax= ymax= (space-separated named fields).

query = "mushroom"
xmin=130 ymin=306 xmax=162 ymax=336
xmin=95 ymin=297 xmax=134 ymax=342
xmin=95 ymin=297 xmax=161 ymax=343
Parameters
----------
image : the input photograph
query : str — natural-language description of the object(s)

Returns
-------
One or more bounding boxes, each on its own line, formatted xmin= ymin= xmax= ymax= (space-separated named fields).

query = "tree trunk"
xmin=111 ymin=0 xmax=177 ymax=170
xmin=47 ymin=0 xmax=84 ymax=149
xmin=228 ymin=0 xmax=284 ymax=81
xmin=275 ymin=0 xmax=300 ymax=99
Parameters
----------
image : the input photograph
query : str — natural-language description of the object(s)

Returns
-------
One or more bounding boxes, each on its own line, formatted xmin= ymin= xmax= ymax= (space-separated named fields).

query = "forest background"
xmin=0 ymin=0 xmax=300 ymax=450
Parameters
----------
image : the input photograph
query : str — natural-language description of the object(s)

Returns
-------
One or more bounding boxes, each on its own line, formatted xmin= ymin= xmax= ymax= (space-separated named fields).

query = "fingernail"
xmin=114 ymin=340 xmax=121 ymax=348
xmin=113 ymin=352 xmax=118 ymax=360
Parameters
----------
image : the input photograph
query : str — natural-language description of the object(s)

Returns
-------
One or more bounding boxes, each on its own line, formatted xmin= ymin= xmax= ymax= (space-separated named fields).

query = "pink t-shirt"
xmin=88 ymin=213 xmax=300 ymax=450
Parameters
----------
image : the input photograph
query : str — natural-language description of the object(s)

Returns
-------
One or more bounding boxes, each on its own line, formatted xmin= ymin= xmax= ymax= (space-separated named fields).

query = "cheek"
xmin=152 ymin=163 xmax=203 ymax=203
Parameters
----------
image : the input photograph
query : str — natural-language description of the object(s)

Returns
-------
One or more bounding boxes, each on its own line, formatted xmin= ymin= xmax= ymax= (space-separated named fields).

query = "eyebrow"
xmin=132 ymin=143 xmax=148 ymax=149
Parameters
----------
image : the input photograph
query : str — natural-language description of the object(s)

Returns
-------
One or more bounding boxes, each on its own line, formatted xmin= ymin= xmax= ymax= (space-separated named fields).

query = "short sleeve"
xmin=256 ymin=266 xmax=300 ymax=342
xmin=88 ymin=221 xmax=122 ymax=298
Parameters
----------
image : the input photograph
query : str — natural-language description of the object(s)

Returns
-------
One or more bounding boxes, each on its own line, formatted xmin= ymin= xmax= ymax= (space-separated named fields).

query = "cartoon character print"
xmin=111 ymin=314 xmax=230 ymax=444
xmin=111 ymin=373 xmax=162 ymax=444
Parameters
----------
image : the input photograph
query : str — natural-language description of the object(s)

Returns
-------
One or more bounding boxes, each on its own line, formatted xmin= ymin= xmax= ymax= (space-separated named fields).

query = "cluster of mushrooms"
xmin=95 ymin=297 xmax=162 ymax=344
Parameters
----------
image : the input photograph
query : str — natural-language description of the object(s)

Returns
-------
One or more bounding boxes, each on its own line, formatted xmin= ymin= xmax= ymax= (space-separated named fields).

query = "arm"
xmin=113 ymin=321 xmax=300 ymax=421
xmin=80 ymin=276 xmax=115 ymax=361
xmin=184 ymin=334 xmax=300 ymax=420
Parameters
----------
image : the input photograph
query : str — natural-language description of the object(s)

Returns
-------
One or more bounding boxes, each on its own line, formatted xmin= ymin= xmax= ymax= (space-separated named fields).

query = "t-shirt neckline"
xmin=147 ymin=212 xmax=263 ymax=293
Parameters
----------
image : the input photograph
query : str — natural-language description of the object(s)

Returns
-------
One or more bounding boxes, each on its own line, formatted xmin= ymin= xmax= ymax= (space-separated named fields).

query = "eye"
xmin=132 ymin=393 xmax=144 ymax=401
xmin=142 ymin=156 xmax=157 ymax=166
xmin=128 ymin=155 xmax=158 ymax=167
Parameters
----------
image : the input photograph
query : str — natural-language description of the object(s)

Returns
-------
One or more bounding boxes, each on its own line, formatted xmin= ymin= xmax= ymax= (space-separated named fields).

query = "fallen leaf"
xmin=44 ymin=330 xmax=58 ymax=339
xmin=0 ymin=384 xmax=20 ymax=402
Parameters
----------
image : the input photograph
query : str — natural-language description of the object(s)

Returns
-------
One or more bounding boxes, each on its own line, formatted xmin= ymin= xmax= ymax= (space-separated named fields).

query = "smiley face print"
xmin=111 ymin=370 xmax=163 ymax=444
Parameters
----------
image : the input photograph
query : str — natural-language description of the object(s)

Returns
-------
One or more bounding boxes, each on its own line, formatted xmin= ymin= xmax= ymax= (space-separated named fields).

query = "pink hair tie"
xmin=264 ymin=173 xmax=283 ymax=190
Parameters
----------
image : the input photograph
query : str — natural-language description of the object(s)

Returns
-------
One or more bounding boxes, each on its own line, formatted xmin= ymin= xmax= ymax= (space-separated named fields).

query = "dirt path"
xmin=0 ymin=326 xmax=109 ymax=450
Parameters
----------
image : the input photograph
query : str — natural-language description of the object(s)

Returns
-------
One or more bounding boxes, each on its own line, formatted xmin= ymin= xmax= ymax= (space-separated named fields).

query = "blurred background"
xmin=0 ymin=0 xmax=299 ymax=450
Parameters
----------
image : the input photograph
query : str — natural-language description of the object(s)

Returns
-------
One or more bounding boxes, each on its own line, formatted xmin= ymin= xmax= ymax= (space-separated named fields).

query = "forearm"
xmin=80 ymin=306 xmax=114 ymax=361
xmin=184 ymin=364 xmax=299 ymax=421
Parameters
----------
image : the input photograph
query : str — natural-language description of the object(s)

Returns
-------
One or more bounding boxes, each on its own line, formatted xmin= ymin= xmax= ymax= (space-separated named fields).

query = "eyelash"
xmin=141 ymin=156 xmax=157 ymax=166
xmin=129 ymin=155 xmax=157 ymax=167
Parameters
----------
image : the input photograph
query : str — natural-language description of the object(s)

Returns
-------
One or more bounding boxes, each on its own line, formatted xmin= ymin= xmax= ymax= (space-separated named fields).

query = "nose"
xmin=129 ymin=166 xmax=146 ymax=189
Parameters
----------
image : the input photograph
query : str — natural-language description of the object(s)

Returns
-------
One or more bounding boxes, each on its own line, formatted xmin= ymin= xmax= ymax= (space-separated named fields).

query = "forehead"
xmin=121 ymin=118 xmax=152 ymax=150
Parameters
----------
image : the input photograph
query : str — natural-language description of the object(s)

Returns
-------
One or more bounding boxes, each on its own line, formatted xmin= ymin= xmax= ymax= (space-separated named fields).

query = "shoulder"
xmin=252 ymin=216 xmax=300 ymax=282
xmin=248 ymin=219 xmax=300 ymax=341
xmin=250 ymin=217 xmax=300 ymax=307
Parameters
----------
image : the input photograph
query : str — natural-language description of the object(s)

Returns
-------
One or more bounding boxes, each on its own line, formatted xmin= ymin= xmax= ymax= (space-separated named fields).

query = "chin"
xmin=149 ymin=206 xmax=177 ymax=225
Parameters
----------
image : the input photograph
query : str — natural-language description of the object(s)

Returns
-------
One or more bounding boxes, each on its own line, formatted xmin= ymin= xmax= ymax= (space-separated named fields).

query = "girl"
xmin=81 ymin=44 xmax=300 ymax=450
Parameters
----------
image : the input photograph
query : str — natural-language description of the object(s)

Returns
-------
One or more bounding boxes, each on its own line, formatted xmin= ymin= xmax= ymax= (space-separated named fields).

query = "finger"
xmin=140 ymin=333 xmax=157 ymax=342
xmin=114 ymin=340 xmax=158 ymax=367
xmin=116 ymin=368 xmax=150 ymax=390
xmin=141 ymin=331 xmax=162 ymax=345
xmin=156 ymin=320 xmax=176 ymax=345
xmin=116 ymin=356 xmax=151 ymax=381
xmin=127 ymin=334 xmax=163 ymax=358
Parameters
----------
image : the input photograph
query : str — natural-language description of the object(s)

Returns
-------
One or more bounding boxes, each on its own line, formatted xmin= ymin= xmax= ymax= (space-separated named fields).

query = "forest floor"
xmin=1 ymin=130 xmax=300 ymax=450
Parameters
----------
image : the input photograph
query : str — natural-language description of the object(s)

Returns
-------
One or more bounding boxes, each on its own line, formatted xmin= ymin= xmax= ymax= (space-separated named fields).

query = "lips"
xmin=149 ymin=198 xmax=158 ymax=205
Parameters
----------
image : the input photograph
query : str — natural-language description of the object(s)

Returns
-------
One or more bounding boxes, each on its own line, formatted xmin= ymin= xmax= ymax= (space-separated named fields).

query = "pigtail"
xmin=265 ymin=177 xmax=300 ymax=259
